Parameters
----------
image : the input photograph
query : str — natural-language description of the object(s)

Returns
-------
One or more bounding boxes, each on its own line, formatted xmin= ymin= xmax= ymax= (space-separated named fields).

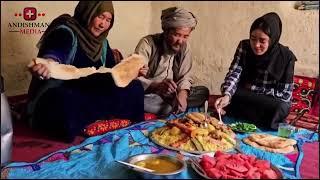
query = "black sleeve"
xmin=37 ymin=27 xmax=74 ymax=64
xmin=281 ymin=50 xmax=297 ymax=83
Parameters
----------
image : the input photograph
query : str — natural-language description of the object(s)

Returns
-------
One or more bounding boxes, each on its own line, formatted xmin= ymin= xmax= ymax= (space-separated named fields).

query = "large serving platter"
xmin=150 ymin=130 xmax=236 ymax=155
xmin=149 ymin=113 xmax=237 ymax=155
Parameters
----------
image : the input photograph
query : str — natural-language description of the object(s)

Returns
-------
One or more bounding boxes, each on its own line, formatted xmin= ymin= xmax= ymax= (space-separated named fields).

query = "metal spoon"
xmin=204 ymin=100 xmax=209 ymax=128
xmin=217 ymin=108 xmax=223 ymax=125
xmin=116 ymin=160 xmax=155 ymax=173
xmin=179 ymin=151 xmax=214 ymax=158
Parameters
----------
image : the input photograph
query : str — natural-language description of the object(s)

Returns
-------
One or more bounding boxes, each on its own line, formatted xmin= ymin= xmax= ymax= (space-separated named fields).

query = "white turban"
xmin=161 ymin=7 xmax=197 ymax=31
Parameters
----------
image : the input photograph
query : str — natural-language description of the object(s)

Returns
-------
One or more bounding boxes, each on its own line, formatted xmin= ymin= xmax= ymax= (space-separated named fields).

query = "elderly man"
xmin=135 ymin=7 xmax=209 ymax=116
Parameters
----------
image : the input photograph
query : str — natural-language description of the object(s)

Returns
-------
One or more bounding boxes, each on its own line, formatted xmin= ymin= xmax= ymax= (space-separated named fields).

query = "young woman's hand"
xmin=214 ymin=95 xmax=230 ymax=115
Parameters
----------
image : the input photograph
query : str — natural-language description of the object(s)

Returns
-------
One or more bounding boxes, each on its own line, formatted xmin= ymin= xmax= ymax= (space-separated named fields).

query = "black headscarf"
xmin=244 ymin=12 xmax=296 ymax=82
xmin=37 ymin=1 xmax=114 ymax=62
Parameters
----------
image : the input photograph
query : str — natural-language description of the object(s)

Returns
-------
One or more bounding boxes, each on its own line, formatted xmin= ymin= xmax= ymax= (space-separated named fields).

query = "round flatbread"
xmin=28 ymin=54 xmax=146 ymax=87
xmin=243 ymin=137 xmax=295 ymax=154
xmin=248 ymin=133 xmax=297 ymax=149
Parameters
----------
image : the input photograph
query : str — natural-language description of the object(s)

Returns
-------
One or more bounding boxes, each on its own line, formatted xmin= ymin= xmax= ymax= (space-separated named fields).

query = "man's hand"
xmin=138 ymin=65 xmax=149 ymax=77
xmin=172 ymin=89 xmax=188 ymax=114
xmin=214 ymin=95 xmax=230 ymax=115
xmin=149 ymin=79 xmax=177 ymax=95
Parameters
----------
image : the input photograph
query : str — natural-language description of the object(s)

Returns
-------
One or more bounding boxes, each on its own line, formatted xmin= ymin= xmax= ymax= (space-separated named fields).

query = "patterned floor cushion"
xmin=286 ymin=75 xmax=319 ymax=132
xmin=290 ymin=75 xmax=317 ymax=114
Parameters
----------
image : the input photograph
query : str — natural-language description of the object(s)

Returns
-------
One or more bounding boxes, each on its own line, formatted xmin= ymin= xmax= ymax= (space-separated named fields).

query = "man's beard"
xmin=170 ymin=43 xmax=182 ymax=53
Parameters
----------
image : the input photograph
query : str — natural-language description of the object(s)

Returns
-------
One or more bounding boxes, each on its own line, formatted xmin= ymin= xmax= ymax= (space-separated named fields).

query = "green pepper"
xmin=230 ymin=122 xmax=256 ymax=132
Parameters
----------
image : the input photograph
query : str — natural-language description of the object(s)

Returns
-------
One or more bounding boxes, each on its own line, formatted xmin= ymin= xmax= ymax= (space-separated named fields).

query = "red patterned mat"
xmin=286 ymin=75 xmax=319 ymax=132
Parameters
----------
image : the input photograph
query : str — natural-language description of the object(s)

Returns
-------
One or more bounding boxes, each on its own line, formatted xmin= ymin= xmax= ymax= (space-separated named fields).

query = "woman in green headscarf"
xmin=27 ymin=1 xmax=145 ymax=142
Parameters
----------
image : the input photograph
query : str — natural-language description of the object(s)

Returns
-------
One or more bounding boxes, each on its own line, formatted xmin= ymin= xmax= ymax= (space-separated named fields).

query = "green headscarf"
xmin=37 ymin=1 xmax=114 ymax=62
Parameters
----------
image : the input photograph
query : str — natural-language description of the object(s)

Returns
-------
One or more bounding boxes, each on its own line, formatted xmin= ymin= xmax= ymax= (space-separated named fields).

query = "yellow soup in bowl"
xmin=134 ymin=157 xmax=182 ymax=173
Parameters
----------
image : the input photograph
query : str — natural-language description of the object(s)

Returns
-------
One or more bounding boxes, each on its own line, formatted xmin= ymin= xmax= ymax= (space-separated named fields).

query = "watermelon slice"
xmin=225 ymin=163 xmax=248 ymax=173
xmin=206 ymin=168 xmax=222 ymax=179
xmin=229 ymin=169 xmax=246 ymax=178
xmin=262 ymin=169 xmax=278 ymax=179
xmin=200 ymin=160 xmax=214 ymax=170
xmin=201 ymin=155 xmax=216 ymax=167
xmin=198 ymin=152 xmax=278 ymax=179
xmin=254 ymin=160 xmax=271 ymax=172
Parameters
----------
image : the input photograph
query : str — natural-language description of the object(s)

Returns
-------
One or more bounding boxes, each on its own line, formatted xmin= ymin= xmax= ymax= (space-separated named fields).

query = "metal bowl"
xmin=127 ymin=154 xmax=187 ymax=178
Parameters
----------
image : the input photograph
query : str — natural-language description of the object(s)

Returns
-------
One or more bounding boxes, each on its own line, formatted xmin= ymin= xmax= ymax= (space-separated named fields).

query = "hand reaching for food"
xmin=214 ymin=95 xmax=230 ymax=115
xmin=172 ymin=90 xmax=188 ymax=114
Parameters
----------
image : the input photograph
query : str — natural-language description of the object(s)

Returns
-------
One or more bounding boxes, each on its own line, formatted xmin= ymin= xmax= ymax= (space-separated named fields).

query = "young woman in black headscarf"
xmin=215 ymin=12 xmax=297 ymax=129
xmin=27 ymin=1 xmax=145 ymax=142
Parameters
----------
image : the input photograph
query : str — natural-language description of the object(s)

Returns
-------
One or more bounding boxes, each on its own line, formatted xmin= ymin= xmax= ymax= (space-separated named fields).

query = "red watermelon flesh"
xmin=202 ymin=155 xmax=216 ymax=167
xmin=200 ymin=160 xmax=214 ymax=170
xmin=262 ymin=169 xmax=278 ymax=179
xmin=206 ymin=168 xmax=222 ymax=179
xmin=199 ymin=152 xmax=279 ymax=179
xmin=254 ymin=159 xmax=271 ymax=172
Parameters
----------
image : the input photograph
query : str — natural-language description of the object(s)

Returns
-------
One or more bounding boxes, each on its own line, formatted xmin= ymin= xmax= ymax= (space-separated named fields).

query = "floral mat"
xmin=1 ymin=109 xmax=318 ymax=179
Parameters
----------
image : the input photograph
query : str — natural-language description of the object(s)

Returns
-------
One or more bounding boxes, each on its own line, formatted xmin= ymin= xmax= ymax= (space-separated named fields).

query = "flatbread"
xmin=243 ymin=137 xmax=295 ymax=154
xmin=248 ymin=133 xmax=297 ymax=149
xmin=98 ymin=54 xmax=146 ymax=87
xmin=27 ymin=58 xmax=97 ymax=80
xmin=28 ymin=54 xmax=146 ymax=87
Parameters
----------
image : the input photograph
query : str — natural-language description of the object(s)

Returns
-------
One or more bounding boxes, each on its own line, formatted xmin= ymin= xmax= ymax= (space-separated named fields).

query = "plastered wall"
xmin=1 ymin=1 xmax=151 ymax=96
xmin=150 ymin=1 xmax=319 ymax=94
xmin=1 ymin=1 xmax=318 ymax=96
